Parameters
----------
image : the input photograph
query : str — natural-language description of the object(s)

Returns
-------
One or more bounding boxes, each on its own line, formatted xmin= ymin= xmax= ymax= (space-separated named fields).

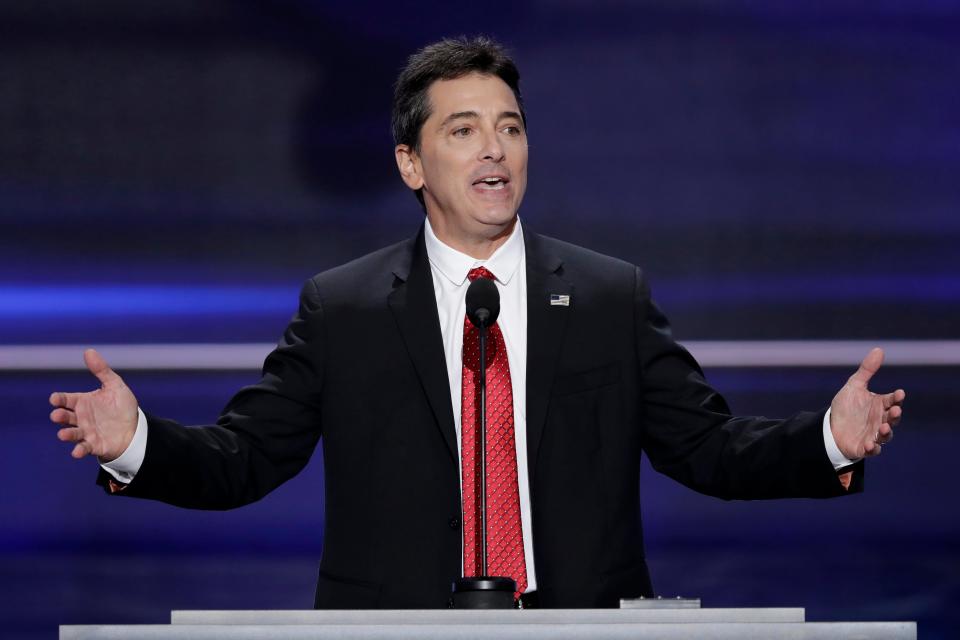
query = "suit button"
xmin=449 ymin=517 xmax=460 ymax=529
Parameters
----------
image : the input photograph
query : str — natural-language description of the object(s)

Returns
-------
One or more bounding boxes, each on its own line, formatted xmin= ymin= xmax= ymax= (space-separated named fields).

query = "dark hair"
xmin=392 ymin=36 xmax=526 ymax=209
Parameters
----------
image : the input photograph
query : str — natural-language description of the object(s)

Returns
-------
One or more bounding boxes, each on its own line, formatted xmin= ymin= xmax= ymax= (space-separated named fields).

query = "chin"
xmin=475 ymin=215 xmax=517 ymax=234
xmin=477 ymin=204 xmax=519 ymax=225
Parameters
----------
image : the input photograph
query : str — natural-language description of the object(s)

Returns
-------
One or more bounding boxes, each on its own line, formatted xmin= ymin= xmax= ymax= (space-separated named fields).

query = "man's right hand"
xmin=49 ymin=348 xmax=139 ymax=463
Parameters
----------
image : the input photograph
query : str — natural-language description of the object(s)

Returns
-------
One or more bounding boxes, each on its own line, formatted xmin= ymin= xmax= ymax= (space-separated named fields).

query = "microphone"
xmin=466 ymin=277 xmax=500 ymax=329
xmin=452 ymin=275 xmax=516 ymax=609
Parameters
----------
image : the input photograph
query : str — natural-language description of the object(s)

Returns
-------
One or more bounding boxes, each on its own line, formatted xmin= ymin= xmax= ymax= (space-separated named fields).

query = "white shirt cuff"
xmin=100 ymin=408 xmax=148 ymax=484
xmin=822 ymin=407 xmax=857 ymax=470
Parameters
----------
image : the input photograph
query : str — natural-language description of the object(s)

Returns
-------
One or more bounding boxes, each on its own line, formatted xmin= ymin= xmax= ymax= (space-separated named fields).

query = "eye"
xmin=452 ymin=127 xmax=472 ymax=138
xmin=503 ymin=125 xmax=522 ymax=136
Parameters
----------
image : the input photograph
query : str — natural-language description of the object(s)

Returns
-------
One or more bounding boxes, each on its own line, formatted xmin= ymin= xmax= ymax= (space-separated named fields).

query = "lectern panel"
xmin=61 ymin=621 xmax=917 ymax=640
xmin=170 ymin=607 xmax=805 ymax=625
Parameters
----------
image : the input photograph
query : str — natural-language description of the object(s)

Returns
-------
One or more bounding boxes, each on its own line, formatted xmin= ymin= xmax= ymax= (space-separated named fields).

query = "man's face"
xmin=397 ymin=73 xmax=528 ymax=248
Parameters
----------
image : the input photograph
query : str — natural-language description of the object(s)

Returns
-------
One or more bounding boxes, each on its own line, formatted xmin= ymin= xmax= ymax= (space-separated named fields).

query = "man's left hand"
xmin=830 ymin=347 xmax=906 ymax=460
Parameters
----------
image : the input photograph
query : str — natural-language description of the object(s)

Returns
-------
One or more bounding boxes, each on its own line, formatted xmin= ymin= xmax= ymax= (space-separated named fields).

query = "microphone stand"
xmin=450 ymin=306 xmax=516 ymax=609
xmin=478 ymin=319 xmax=488 ymax=574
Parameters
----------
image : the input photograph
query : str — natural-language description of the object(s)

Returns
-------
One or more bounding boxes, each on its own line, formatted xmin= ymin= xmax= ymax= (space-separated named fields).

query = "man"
xmin=49 ymin=37 xmax=905 ymax=609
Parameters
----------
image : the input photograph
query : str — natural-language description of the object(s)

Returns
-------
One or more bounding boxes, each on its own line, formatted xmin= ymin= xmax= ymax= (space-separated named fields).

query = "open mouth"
xmin=472 ymin=176 xmax=510 ymax=191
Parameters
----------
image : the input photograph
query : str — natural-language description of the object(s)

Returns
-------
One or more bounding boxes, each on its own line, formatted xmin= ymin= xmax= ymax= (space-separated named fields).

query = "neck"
xmin=427 ymin=215 xmax=516 ymax=260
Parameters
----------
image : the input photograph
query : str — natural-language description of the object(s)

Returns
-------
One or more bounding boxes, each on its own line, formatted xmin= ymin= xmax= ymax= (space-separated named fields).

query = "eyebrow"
xmin=440 ymin=111 xmax=479 ymax=128
xmin=439 ymin=110 xmax=524 ymax=128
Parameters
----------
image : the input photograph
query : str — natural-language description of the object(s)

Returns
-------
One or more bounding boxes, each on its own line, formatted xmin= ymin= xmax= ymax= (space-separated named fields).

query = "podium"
xmin=60 ymin=601 xmax=917 ymax=639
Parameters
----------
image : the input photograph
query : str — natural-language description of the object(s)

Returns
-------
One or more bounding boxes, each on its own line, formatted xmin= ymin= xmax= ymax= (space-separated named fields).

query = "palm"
xmin=73 ymin=385 xmax=138 ymax=458
xmin=50 ymin=349 xmax=138 ymax=462
xmin=830 ymin=348 xmax=906 ymax=460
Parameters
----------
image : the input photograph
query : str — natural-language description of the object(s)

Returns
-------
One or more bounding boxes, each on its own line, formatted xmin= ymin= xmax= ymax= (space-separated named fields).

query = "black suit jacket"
xmin=99 ymin=225 xmax=862 ymax=608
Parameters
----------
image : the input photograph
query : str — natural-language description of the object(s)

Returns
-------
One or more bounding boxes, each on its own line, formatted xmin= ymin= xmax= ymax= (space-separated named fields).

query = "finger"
xmin=882 ymin=389 xmax=906 ymax=409
xmin=50 ymin=408 xmax=78 ymax=427
xmin=883 ymin=405 xmax=903 ymax=428
xmin=49 ymin=391 xmax=80 ymax=410
xmin=877 ymin=423 xmax=894 ymax=444
xmin=57 ymin=426 xmax=84 ymax=442
xmin=71 ymin=442 xmax=91 ymax=459
xmin=864 ymin=440 xmax=882 ymax=456
xmin=84 ymin=348 xmax=122 ymax=388
xmin=848 ymin=347 xmax=884 ymax=389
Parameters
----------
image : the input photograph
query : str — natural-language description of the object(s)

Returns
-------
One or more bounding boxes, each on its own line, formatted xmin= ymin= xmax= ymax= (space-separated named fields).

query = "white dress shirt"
xmin=102 ymin=219 xmax=855 ymax=591
xmin=423 ymin=217 xmax=537 ymax=592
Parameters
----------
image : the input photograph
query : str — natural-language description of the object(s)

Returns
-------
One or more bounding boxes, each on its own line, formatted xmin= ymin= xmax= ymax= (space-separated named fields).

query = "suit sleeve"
xmin=96 ymin=278 xmax=327 ymax=509
xmin=633 ymin=267 xmax=863 ymax=500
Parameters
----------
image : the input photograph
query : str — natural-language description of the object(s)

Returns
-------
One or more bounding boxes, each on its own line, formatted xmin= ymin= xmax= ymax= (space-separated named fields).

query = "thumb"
xmin=848 ymin=347 xmax=884 ymax=389
xmin=84 ymin=348 xmax=122 ymax=388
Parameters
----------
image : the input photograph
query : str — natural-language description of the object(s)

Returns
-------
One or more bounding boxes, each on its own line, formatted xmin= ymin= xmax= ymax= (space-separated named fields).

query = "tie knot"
xmin=468 ymin=266 xmax=496 ymax=282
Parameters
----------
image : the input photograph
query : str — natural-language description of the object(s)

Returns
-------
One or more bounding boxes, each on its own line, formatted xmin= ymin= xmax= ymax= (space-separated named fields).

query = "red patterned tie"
xmin=461 ymin=266 xmax=527 ymax=599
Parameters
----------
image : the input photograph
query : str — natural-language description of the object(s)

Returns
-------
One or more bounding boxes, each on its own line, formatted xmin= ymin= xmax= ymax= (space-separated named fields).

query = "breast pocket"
xmin=552 ymin=361 xmax=622 ymax=397
xmin=548 ymin=362 xmax=622 ymax=459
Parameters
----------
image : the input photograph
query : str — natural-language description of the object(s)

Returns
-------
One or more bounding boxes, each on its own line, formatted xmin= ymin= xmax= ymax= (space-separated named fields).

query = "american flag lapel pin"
xmin=550 ymin=294 xmax=570 ymax=307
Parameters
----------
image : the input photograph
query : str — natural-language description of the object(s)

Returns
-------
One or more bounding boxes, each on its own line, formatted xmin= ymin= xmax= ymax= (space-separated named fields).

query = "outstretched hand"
xmin=830 ymin=348 xmax=906 ymax=460
xmin=49 ymin=349 xmax=138 ymax=462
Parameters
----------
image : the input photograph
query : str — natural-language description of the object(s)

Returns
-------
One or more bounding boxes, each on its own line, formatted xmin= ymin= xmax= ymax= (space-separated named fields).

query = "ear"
xmin=395 ymin=144 xmax=424 ymax=191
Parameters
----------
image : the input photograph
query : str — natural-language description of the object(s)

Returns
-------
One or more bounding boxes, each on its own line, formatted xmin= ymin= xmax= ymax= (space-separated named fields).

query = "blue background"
xmin=2 ymin=1 xmax=958 ymax=637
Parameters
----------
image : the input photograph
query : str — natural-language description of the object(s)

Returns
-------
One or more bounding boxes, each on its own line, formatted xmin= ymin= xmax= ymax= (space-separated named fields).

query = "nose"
xmin=478 ymin=130 xmax=505 ymax=163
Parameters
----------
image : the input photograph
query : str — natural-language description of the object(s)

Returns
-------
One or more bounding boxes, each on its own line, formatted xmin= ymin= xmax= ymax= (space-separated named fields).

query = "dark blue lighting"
xmin=0 ymin=285 xmax=300 ymax=317
xmin=653 ymin=274 xmax=960 ymax=307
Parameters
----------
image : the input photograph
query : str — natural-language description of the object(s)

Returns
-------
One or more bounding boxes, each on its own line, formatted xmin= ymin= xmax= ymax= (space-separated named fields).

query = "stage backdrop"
xmin=1 ymin=2 xmax=958 ymax=638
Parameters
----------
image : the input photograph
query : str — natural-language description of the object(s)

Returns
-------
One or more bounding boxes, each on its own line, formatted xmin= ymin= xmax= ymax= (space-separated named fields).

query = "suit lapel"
xmin=524 ymin=231 xmax=571 ymax=485
xmin=387 ymin=226 xmax=459 ymax=463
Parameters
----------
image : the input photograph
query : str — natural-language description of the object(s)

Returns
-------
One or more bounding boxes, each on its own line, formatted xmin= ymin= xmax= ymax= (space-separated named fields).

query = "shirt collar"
xmin=424 ymin=217 xmax=524 ymax=287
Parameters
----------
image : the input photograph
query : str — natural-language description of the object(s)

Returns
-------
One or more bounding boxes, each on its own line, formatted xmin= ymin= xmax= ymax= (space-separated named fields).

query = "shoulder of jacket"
xmin=532 ymin=232 xmax=639 ymax=281
xmin=306 ymin=236 xmax=415 ymax=291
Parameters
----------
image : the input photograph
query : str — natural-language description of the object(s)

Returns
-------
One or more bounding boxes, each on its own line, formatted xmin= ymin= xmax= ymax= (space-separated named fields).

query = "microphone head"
xmin=466 ymin=276 xmax=500 ymax=328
